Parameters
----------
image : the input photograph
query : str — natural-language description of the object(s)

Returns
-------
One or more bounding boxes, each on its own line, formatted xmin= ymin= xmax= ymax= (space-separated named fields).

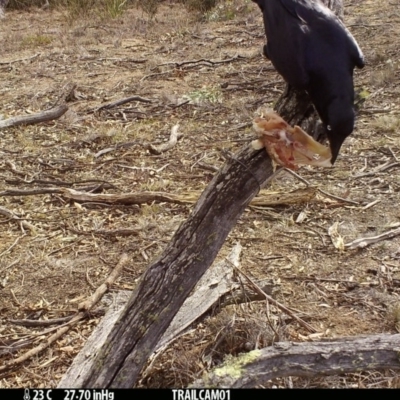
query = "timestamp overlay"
xmin=5 ymin=388 xmax=235 ymax=400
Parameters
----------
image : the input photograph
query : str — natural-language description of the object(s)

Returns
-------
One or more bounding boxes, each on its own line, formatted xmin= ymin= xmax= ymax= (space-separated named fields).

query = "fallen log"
xmin=192 ymin=334 xmax=400 ymax=388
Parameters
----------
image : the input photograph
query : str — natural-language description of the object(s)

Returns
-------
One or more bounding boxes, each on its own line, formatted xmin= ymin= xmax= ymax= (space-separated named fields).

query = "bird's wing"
xmin=276 ymin=0 xmax=323 ymax=23
xmin=277 ymin=0 xmax=365 ymax=69
xmin=336 ymin=19 xmax=365 ymax=69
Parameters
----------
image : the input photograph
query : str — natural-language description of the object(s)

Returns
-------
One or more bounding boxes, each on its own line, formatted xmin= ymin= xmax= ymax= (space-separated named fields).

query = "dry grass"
xmin=1 ymin=0 xmax=400 ymax=389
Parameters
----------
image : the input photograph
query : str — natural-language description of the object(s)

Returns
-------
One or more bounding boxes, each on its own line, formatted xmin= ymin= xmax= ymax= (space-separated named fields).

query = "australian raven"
xmin=253 ymin=0 xmax=365 ymax=163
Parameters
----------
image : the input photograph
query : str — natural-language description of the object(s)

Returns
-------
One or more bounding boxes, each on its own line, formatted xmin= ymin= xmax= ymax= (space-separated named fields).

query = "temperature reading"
xmin=31 ymin=390 xmax=53 ymax=400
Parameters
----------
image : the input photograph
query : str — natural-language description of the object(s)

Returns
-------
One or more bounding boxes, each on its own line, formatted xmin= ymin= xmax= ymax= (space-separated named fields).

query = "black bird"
xmin=252 ymin=0 xmax=365 ymax=164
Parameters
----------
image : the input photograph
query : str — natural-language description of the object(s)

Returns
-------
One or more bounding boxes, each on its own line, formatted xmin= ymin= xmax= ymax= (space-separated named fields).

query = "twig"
xmin=283 ymin=168 xmax=312 ymax=186
xmin=353 ymin=161 xmax=400 ymax=178
xmin=9 ymin=316 xmax=75 ymax=327
xmin=195 ymin=162 xmax=219 ymax=173
xmin=156 ymin=55 xmax=246 ymax=68
xmin=146 ymin=124 xmax=183 ymax=155
xmin=362 ymin=199 xmax=381 ymax=210
xmin=141 ymin=70 xmax=173 ymax=82
xmin=0 ymin=188 xmax=62 ymax=196
xmin=78 ymin=253 xmax=129 ymax=311
xmin=388 ymin=147 xmax=399 ymax=162
xmin=96 ymin=95 xmax=152 ymax=112
xmin=0 ymin=53 xmax=40 ymax=65
xmin=94 ymin=140 xmax=141 ymax=158
xmin=233 ymin=267 xmax=317 ymax=333
xmin=283 ymin=275 xmax=359 ymax=285
xmin=283 ymin=168 xmax=359 ymax=205
xmin=345 ymin=227 xmax=400 ymax=250
xmin=115 ymin=164 xmax=169 ymax=173
xmin=69 ymin=227 xmax=148 ymax=237
xmin=0 ymin=234 xmax=26 ymax=258
xmin=317 ymin=188 xmax=359 ymax=205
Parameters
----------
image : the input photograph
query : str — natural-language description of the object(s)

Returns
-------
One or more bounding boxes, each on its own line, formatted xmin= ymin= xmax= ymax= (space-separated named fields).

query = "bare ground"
xmin=0 ymin=0 xmax=400 ymax=388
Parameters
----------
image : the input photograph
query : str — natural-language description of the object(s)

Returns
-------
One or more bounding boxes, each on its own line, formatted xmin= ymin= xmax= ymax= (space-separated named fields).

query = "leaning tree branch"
xmin=193 ymin=333 xmax=400 ymax=388
xmin=79 ymin=144 xmax=274 ymax=388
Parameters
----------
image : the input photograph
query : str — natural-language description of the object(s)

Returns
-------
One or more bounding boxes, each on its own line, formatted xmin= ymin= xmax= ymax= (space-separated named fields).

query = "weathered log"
xmin=192 ymin=334 xmax=400 ymax=388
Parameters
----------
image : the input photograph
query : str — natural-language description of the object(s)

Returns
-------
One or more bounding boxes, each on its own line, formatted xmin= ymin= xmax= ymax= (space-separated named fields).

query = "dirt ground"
xmin=0 ymin=0 xmax=400 ymax=389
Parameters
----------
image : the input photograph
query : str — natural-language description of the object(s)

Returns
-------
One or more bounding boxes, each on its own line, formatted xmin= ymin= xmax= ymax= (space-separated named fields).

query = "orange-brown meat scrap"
xmin=252 ymin=111 xmax=332 ymax=170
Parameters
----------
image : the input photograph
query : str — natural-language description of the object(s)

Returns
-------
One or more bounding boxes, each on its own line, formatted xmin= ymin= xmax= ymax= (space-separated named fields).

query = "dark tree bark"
xmin=65 ymin=0 xmax=347 ymax=389
xmin=193 ymin=334 xmax=400 ymax=388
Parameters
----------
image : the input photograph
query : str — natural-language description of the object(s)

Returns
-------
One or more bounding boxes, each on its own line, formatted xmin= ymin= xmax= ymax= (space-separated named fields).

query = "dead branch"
xmin=59 ymin=188 xmax=193 ymax=205
xmin=156 ymin=55 xmax=247 ymax=69
xmin=283 ymin=168 xmax=359 ymax=205
xmin=353 ymin=161 xmax=400 ymax=178
xmin=193 ymin=333 xmax=400 ymax=388
xmin=0 ymin=105 xmax=68 ymax=129
xmin=94 ymin=140 xmax=141 ymax=158
xmin=78 ymin=253 xmax=129 ymax=311
xmin=0 ymin=188 xmax=63 ymax=197
xmin=345 ymin=227 xmax=400 ymax=249
xmin=57 ymin=291 xmax=132 ymax=388
xmin=96 ymin=95 xmax=152 ymax=112
xmin=0 ymin=186 xmax=320 ymax=208
xmin=146 ymin=124 xmax=183 ymax=155
xmin=0 ymin=53 xmax=40 ymax=65
xmin=9 ymin=316 xmax=75 ymax=327
xmin=251 ymin=187 xmax=317 ymax=206
xmin=60 ymin=187 xmax=321 ymax=207
xmin=68 ymin=227 xmax=145 ymax=237
xmin=234 ymin=267 xmax=317 ymax=333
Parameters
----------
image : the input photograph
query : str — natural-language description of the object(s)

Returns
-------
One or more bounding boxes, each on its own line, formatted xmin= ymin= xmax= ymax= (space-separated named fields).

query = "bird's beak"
xmin=329 ymin=138 xmax=345 ymax=165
